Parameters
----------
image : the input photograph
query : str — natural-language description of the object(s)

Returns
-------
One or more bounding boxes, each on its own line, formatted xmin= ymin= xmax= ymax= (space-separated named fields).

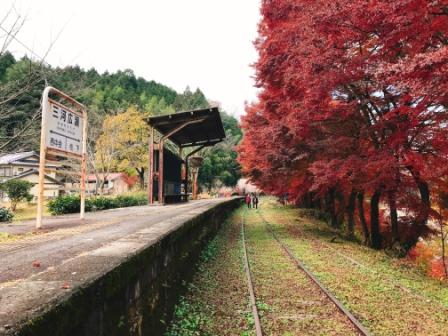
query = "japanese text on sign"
xmin=45 ymin=101 xmax=84 ymax=156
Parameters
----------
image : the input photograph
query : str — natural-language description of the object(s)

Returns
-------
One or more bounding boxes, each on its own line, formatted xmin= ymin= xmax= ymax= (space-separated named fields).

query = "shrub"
xmin=0 ymin=207 xmax=14 ymax=222
xmin=47 ymin=192 xmax=148 ymax=215
xmin=47 ymin=194 xmax=81 ymax=215
xmin=86 ymin=196 xmax=117 ymax=211
xmin=407 ymin=239 xmax=448 ymax=280
xmin=115 ymin=195 xmax=139 ymax=208
xmin=115 ymin=192 xmax=147 ymax=207
xmin=0 ymin=179 xmax=34 ymax=211
xmin=429 ymin=257 xmax=448 ymax=280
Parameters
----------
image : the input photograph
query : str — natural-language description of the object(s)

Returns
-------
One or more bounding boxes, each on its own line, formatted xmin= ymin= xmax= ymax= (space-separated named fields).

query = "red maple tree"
xmin=239 ymin=0 xmax=448 ymax=249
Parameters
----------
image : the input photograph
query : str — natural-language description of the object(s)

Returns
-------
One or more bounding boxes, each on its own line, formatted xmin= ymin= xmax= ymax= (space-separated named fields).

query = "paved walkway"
xmin=0 ymin=198 xmax=231 ymax=334
xmin=0 ymin=199 xmax=223 ymax=283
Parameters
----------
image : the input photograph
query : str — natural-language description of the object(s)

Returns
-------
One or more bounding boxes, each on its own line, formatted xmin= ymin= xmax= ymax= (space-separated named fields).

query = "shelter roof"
xmin=146 ymin=107 xmax=226 ymax=147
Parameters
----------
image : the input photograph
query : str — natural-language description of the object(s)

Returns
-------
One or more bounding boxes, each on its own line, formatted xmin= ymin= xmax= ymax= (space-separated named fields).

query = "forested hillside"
xmin=0 ymin=52 xmax=240 ymax=190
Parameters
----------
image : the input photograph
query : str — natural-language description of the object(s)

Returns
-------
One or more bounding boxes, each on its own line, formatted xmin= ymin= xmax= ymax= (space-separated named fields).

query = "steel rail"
xmin=269 ymin=213 xmax=446 ymax=309
xmin=241 ymin=211 xmax=264 ymax=336
xmin=257 ymin=212 xmax=371 ymax=336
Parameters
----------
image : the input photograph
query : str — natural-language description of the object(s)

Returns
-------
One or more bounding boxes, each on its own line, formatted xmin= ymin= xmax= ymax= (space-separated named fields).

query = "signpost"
xmin=36 ymin=86 xmax=88 ymax=229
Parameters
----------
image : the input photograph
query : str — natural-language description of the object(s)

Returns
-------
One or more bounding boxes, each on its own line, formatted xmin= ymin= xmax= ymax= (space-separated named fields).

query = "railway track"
xmin=240 ymin=213 xmax=263 ymax=336
xmin=264 ymin=212 xmax=448 ymax=309
xmin=240 ymin=208 xmax=371 ymax=336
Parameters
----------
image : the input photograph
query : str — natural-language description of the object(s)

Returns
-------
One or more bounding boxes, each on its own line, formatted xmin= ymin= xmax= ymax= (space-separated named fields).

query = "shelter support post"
xmin=185 ymin=160 xmax=188 ymax=200
xmin=158 ymin=140 xmax=164 ymax=205
xmin=179 ymin=147 xmax=185 ymax=200
xmin=192 ymin=170 xmax=199 ymax=200
xmin=148 ymin=127 xmax=154 ymax=204
xmin=184 ymin=144 xmax=206 ymax=200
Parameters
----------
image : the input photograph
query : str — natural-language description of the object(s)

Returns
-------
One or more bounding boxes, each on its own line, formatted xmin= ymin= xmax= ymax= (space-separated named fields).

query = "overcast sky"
xmin=1 ymin=0 xmax=261 ymax=117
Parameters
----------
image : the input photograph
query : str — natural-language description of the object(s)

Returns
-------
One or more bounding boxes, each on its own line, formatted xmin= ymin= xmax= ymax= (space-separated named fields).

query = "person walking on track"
xmin=252 ymin=194 xmax=259 ymax=209
xmin=245 ymin=194 xmax=252 ymax=209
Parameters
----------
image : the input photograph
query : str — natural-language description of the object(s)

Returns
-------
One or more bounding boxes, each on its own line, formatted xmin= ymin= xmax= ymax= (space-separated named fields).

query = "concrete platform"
xmin=0 ymin=198 xmax=239 ymax=335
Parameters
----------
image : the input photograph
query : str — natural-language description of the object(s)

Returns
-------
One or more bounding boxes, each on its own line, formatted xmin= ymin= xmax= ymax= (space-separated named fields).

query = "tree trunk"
xmin=93 ymin=171 xmax=100 ymax=195
xmin=388 ymin=191 xmax=399 ymax=244
xmin=336 ymin=192 xmax=345 ymax=228
xmin=346 ymin=190 xmax=356 ymax=239
xmin=370 ymin=190 xmax=382 ymax=249
xmin=416 ymin=180 xmax=430 ymax=234
xmin=136 ymin=167 xmax=145 ymax=190
xmin=302 ymin=193 xmax=312 ymax=208
xmin=357 ymin=192 xmax=370 ymax=246
xmin=314 ymin=196 xmax=321 ymax=210
xmin=326 ymin=188 xmax=337 ymax=227
xmin=407 ymin=167 xmax=431 ymax=240
xmin=99 ymin=177 xmax=106 ymax=195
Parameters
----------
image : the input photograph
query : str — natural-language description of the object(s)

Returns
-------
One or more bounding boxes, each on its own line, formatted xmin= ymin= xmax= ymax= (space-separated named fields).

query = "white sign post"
xmin=36 ymin=86 xmax=88 ymax=229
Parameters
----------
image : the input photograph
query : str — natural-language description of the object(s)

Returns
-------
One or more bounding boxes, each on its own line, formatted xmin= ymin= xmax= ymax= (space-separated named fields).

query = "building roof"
xmin=146 ymin=107 xmax=226 ymax=147
xmin=6 ymin=169 xmax=64 ymax=185
xmin=0 ymin=151 xmax=37 ymax=165
xmin=0 ymin=151 xmax=59 ymax=167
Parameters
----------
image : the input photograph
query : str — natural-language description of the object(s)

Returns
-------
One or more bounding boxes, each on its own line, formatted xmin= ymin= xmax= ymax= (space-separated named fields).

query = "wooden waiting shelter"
xmin=146 ymin=107 xmax=225 ymax=204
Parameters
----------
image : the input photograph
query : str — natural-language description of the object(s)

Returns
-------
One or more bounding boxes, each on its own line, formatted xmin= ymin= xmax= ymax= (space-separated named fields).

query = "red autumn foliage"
xmin=407 ymin=243 xmax=421 ymax=261
xmin=239 ymin=0 xmax=448 ymax=249
xmin=429 ymin=258 xmax=448 ymax=280
xmin=408 ymin=241 xmax=448 ymax=280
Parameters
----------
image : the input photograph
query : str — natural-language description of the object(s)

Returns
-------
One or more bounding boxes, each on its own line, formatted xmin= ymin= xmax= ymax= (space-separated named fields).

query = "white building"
xmin=0 ymin=152 xmax=63 ymax=200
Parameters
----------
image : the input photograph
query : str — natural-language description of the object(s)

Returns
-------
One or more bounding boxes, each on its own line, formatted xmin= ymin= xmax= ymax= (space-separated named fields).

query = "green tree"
xmin=144 ymin=96 xmax=175 ymax=116
xmin=0 ymin=51 xmax=15 ymax=79
xmin=0 ymin=53 xmax=178 ymax=152
xmin=0 ymin=56 xmax=45 ymax=152
xmin=173 ymin=87 xmax=209 ymax=111
xmin=197 ymin=111 xmax=242 ymax=192
xmin=198 ymin=145 xmax=241 ymax=191
xmin=0 ymin=179 xmax=33 ymax=211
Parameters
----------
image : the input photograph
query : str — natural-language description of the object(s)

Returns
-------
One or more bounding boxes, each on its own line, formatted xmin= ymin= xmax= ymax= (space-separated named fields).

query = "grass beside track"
xmin=244 ymin=208 xmax=359 ymax=335
xmin=167 ymin=198 xmax=448 ymax=335
xmin=261 ymin=198 xmax=448 ymax=336
xmin=166 ymin=208 xmax=251 ymax=336
xmin=167 ymin=205 xmax=358 ymax=335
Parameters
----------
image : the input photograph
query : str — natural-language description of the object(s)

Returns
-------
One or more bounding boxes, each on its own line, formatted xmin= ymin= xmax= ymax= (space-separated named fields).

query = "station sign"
xmin=37 ymin=86 xmax=88 ymax=229
xmin=45 ymin=99 xmax=84 ymax=157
